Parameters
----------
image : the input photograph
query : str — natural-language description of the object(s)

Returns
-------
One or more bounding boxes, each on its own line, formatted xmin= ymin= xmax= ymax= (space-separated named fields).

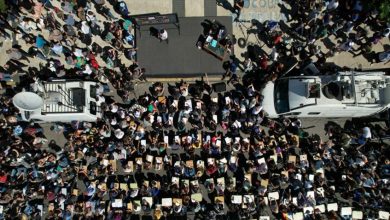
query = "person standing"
xmin=6 ymin=47 xmax=30 ymax=62
xmin=233 ymin=0 xmax=244 ymax=21
xmin=158 ymin=29 xmax=168 ymax=43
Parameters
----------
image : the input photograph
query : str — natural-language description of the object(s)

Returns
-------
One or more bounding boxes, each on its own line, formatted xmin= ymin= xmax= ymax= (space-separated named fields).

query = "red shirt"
xmin=273 ymin=35 xmax=282 ymax=45
xmin=0 ymin=175 xmax=7 ymax=183
xmin=260 ymin=57 xmax=268 ymax=70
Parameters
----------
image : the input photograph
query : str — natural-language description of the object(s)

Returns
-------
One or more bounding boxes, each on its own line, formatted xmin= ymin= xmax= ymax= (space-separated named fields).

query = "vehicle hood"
xmin=261 ymin=81 xmax=278 ymax=118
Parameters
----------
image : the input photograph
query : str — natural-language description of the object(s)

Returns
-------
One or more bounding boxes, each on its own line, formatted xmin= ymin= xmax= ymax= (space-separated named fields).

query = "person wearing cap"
xmin=114 ymin=128 xmax=124 ymax=139
xmin=116 ymin=1 xmax=129 ymax=17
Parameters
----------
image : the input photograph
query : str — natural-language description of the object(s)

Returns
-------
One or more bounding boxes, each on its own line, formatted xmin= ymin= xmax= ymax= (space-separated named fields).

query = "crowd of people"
xmin=0 ymin=0 xmax=389 ymax=219
xmin=231 ymin=0 xmax=390 ymax=82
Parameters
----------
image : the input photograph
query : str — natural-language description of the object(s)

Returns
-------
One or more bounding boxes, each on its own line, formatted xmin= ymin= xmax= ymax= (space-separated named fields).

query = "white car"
xmin=262 ymin=71 xmax=390 ymax=118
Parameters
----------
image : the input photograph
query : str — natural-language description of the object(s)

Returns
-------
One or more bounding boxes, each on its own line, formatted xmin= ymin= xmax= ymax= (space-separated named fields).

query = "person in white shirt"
xmin=158 ymin=29 xmax=168 ymax=43
xmin=270 ymin=47 xmax=279 ymax=61
xmin=327 ymin=0 xmax=339 ymax=11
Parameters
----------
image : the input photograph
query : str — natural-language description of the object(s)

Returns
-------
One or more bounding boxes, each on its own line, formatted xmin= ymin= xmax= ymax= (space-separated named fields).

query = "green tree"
xmin=0 ymin=0 xmax=7 ymax=13
xmin=379 ymin=0 xmax=390 ymax=23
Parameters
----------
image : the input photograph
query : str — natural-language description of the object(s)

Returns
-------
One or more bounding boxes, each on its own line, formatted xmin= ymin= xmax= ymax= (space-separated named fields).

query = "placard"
xmin=288 ymin=155 xmax=296 ymax=163
xmin=174 ymin=136 xmax=180 ymax=144
xmin=303 ymin=207 xmax=313 ymax=214
xmin=379 ymin=211 xmax=390 ymax=219
xmin=293 ymin=212 xmax=304 ymax=220
xmin=315 ymin=204 xmax=326 ymax=213
xmin=261 ymin=179 xmax=269 ymax=187
xmin=172 ymin=177 xmax=180 ymax=185
xmin=327 ymin=203 xmax=338 ymax=212
xmin=215 ymin=196 xmax=224 ymax=205
xmin=130 ymin=183 xmax=138 ymax=189
xmin=316 ymin=187 xmax=325 ymax=197
xmin=292 ymin=197 xmax=298 ymax=206
xmin=109 ymin=160 xmax=117 ymax=171
xmin=243 ymin=195 xmax=254 ymax=203
xmin=162 ymin=198 xmax=172 ymax=207
xmin=146 ymin=155 xmax=153 ymax=163
xmin=225 ymin=96 xmax=230 ymax=104
xmin=186 ymin=160 xmax=193 ymax=168
xmin=196 ymin=101 xmax=202 ymax=109
xmin=352 ymin=211 xmax=363 ymax=219
xmin=120 ymin=183 xmax=128 ymax=191
xmin=125 ymin=161 xmax=133 ymax=173
xmin=191 ymin=193 xmax=202 ymax=202
xmin=270 ymin=154 xmax=278 ymax=162
xmin=257 ymin=157 xmax=266 ymax=164
xmin=37 ymin=205 xmax=43 ymax=216
xmin=306 ymin=191 xmax=315 ymax=199
xmin=142 ymin=197 xmax=153 ymax=207
xmin=112 ymin=199 xmax=123 ymax=208
xmin=133 ymin=200 xmax=141 ymax=212
xmin=341 ymin=207 xmax=352 ymax=216
xmin=173 ymin=198 xmax=182 ymax=206
xmin=127 ymin=202 xmax=133 ymax=211
xmin=213 ymin=115 xmax=218 ymax=123
xmin=268 ymin=191 xmax=279 ymax=200
xmin=231 ymin=195 xmax=242 ymax=204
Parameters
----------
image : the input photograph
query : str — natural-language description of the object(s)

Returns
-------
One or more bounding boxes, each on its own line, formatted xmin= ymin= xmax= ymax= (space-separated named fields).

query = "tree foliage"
xmin=379 ymin=0 xmax=390 ymax=22
xmin=0 ymin=0 xmax=7 ymax=13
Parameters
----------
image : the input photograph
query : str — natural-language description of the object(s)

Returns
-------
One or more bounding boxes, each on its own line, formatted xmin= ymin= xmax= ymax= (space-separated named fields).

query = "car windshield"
xmin=90 ymin=101 xmax=97 ymax=115
xmin=90 ymin=85 xmax=97 ymax=99
xmin=274 ymin=79 xmax=289 ymax=113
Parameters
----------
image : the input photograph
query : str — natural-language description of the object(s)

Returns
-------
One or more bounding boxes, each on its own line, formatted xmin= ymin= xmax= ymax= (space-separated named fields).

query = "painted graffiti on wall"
xmin=243 ymin=0 xmax=279 ymax=9
xmin=235 ymin=0 xmax=287 ymax=22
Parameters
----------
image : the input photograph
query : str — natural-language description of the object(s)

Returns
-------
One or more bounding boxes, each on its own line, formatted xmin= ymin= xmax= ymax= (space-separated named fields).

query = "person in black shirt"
xmin=234 ymin=0 xmax=244 ymax=21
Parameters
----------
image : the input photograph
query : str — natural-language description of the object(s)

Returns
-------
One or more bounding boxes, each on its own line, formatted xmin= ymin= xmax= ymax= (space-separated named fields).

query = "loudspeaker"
xmin=212 ymin=82 xmax=226 ymax=93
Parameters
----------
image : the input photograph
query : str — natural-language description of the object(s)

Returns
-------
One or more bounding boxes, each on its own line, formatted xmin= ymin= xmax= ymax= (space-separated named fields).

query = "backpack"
xmin=91 ymin=23 xmax=102 ymax=36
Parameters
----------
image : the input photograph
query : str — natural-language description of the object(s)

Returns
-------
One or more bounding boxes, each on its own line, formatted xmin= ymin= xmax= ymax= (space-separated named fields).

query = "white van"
xmin=262 ymin=71 xmax=390 ymax=118
xmin=13 ymin=80 xmax=103 ymax=122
